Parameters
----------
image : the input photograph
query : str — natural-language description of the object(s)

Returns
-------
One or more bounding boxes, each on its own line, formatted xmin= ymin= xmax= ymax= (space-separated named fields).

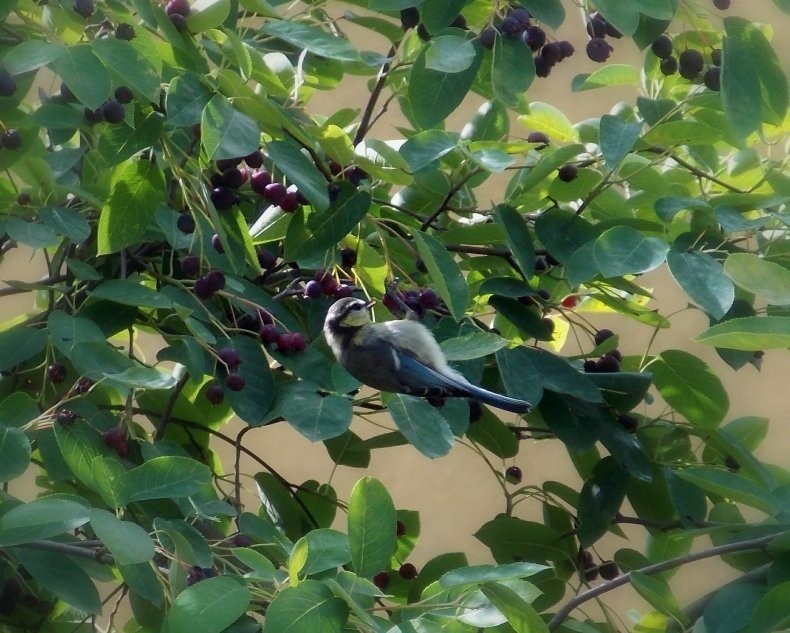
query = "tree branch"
xmin=354 ymin=44 xmax=398 ymax=146
xmin=420 ymin=168 xmax=483 ymax=231
xmin=154 ymin=371 xmax=189 ymax=441
xmin=643 ymin=146 xmax=749 ymax=194
xmin=20 ymin=540 xmax=114 ymax=565
xmin=547 ymin=530 xmax=784 ymax=630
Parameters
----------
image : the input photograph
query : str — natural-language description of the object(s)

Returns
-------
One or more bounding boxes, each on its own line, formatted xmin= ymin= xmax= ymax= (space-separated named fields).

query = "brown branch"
xmin=354 ymin=44 xmax=398 ymax=146
xmin=420 ymin=168 xmax=483 ymax=231
xmin=644 ymin=146 xmax=749 ymax=194
xmin=547 ymin=530 xmax=784 ymax=630
xmin=154 ymin=372 xmax=189 ymax=441
xmin=20 ymin=540 xmax=114 ymax=565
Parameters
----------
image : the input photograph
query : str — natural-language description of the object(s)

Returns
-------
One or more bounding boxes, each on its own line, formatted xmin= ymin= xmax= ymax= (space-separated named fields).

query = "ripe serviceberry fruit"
xmin=334 ymin=284 xmax=353 ymax=299
xmin=396 ymin=520 xmax=407 ymax=537
xmin=679 ymin=49 xmax=704 ymax=79
xmin=418 ymin=288 xmax=440 ymax=309
xmin=605 ymin=348 xmax=623 ymax=362
xmin=206 ymin=383 xmax=224 ymax=404
xmin=250 ymin=170 xmax=272 ymax=195
xmin=114 ymin=86 xmax=133 ymax=104
xmin=233 ymin=533 xmax=252 ymax=547
xmin=599 ymin=561 xmax=620 ymax=580
xmin=205 ymin=269 xmax=226 ymax=291
xmin=594 ymin=329 xmax=615 ymax=346
xmin=257 ymin=250 xmax=277 ymax=269
xmin=102 ymin=427 xmax=129 ymax=457
xmin=595 ymin=355 xmax=620 ymax=373
xmin=225 ymin=373 xmax=245 ymax=391
xmin=541 ymin=42 xmax=562 ymax=64
xmin=373 ymin=571 xmax=390 ymax=591
xmin=304 ymin=280 xmax=322 ymax=298
xmin=222 ymin=167 xmax=244 ymax=189
xmin=584 ymin=567 xmax=600 ymax=582
xmin=527 ymin=131 xmax=549 ymax=147
xmin=0 ymin=72 xmax=17 ymax=97
xmin=263 ymin=182 xmax=287 ymax=206
xmin=557 ymin=164 xmax=578 ymax=182
xmin=217 ymin=347 xmax=241 ymax=370
xmin=586 ymin=15 xmax=607 ymax=38
xmin=399 ymin=563 xmax=418 ymax=580
xmin=180 ymin=254 xmax=200 ymax=276
xmin=116 ymin=23 xmax=135 ymax=40
xmin=510 ymin=7 xmax=531 ymax=27
xmin=176 ymin=212 xmax=195 ymax=234
xmin=259 ymin=323 xmax=280 ymax=345
xmin=704 ymin=66 xmax=720 ymax=91
xmin=651 ymin=35 xmax=673 ymax=59
xmin=583 ymin=359 xmax=597 ymax=373
xmin=534 ymin=55 xmax=553 ymax=78
xmin=586 ymin=38 xmax=613 ymax=63
xmin=340 ymin=247 xmax=357 ymax=269
xmin=1 ymin=129 xmax=22 ymax=150
xmin=400 ymin=7 xmax=420 ymax=30
xmin=47 ymin=363 xmax=67 ymax=384
xmin=523 ymin=26 xmax=546 ymax=51
xmin=660 ymin=56 xmax=678 ymax=75
xmin=211 ymin=234 xmax=224 ymax=254
xmin=102 ymin=100 xmax=125 ymax=124
xmin=559 ymin=40 xmax=575 ymax=60
xmin=618 ymin=414 xmax=638 ymax=432
xmin=166 ymin=0 xmax=190 ymax=15
xmin=280 ymin=191 xmax=301 ymax=212
xmin=193 ymin=277 xmax=215 ymax=300
xmin=84 ymin=107 xmax=104 ymax=124
xmin=74 ymin=377 xmax=94 ymax=394
xmin=479 ymin=26 xmax=497 ymax=49
xmin=505 ymin=466 xmax=523 ymax=484
xmin=500 ymin=16 xmax=522 ymax=38
xmin=73 ymin=0 xmax=94 ymax=18
xmin=211 ymin=186 xmax=235 ymax=211
xmin=244 ymin=150 xmax=264 ymax=168
xmin=56 ymin=409 xmax=78 ymax=426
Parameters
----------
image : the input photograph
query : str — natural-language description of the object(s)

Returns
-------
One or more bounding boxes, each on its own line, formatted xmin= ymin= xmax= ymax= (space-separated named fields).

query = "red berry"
xmin=206 ymin=383 xmax=224 ymax=404
xmin=561 ymin=295 xmax=579 ymax=309
xmin=280 ymin=191 xmax=301 ymax=213
xmin=259 ymin=323 xmax=280 ymax=344
xmin=372 ymin=571 xmax=390 ymax=591
xmin=398 ymin=563 xmax=418 ymax=580
xmin=225 ymin=373 xmax=245 ymax=391
xmin=276 ymin=332 xmax=294 ymax=352
xmin=250 ymin=170 xmax=272 ymax=195
xmin=166 ymin=0 xmax=190 ymax=16
xmin=263 ymin=182 xmax=287 ymax=206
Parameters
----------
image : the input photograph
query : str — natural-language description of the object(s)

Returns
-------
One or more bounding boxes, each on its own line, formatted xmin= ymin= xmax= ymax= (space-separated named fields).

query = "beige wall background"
xmin=2 ymin=1 xmax=788 ymax=626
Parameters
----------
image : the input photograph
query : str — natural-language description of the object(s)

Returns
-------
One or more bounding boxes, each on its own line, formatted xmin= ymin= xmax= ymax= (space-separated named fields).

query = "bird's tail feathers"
xmin=459 ymin=382 xmax=531 ymax=414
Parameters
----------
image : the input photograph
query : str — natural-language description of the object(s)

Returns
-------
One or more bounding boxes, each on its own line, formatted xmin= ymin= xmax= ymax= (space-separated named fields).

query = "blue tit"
xmin=323 ymin=297 xmax=531 ymax=414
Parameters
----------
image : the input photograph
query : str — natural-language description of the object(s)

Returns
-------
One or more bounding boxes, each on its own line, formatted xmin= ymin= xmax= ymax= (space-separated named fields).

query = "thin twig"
xmin=20 ymin=540 xmax=114 ymax=565
xmin=644 ymin=146 xmax=749 ymax=194
xmin=354 ymin=44 xmax=398 ymax=146
xmin=154 ymin=372 xmax=189 ymax=441
xmin=420 ymin=168 xmax=484 ymax=231
xmin=547 ymin=530 xmax=784 ymax=630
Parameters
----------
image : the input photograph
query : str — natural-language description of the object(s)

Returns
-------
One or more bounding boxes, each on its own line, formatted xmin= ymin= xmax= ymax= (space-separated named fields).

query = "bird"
xmin=323 ymin=296 xmax=531 ymax=414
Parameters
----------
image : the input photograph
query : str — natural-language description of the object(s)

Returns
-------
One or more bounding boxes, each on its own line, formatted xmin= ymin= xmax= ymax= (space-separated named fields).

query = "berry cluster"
xmin=304 ymin=269 xmax=354 ymax=300
xmin=382 ymin=287 xmax=441 ymax=317
xmin=652 ymin=35 xmax=721 ymax=90
xmin=166 ymin=0 xmax=190 ymax=32
xmin=582 ymin=329 xmax=622 ymax=373
xmin=585 ymin=11 xmax=621 ymax=63
xmin=578 ymin=550 xmax=620 ymax=582
xmin=193 ymin=269 xmax=226 ymax=301
xmin=186 ymin=565 xmax=217 ymax=585
xmin=82 ymin=85 xmax=134 ymax=125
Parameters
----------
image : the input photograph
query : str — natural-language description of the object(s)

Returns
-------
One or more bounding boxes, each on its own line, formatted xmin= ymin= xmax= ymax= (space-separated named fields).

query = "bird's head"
xmin=324 ymin=297 xmax=376 ymax=331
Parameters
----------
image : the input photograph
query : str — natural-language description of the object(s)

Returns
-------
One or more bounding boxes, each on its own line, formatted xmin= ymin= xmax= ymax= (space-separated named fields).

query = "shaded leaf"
xmin=667 ymin=250 xmax=735 ymax=320
xmin=387 ymin=394 xmax=454 ymax=459
xmin=163 ymin=576 xmax=251 ymax=633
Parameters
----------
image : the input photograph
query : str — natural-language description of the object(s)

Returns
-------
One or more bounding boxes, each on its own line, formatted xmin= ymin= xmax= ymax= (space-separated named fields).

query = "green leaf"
xmin=127 ymin=456 xmax=212 ymax=502
xmin=493 ymin=204 xmax=534 ymax=280
xmin=695 ymin=316 xmax=790 ymax=350
xmin=163 ymin=576 xmax=251 ymax=633
xmin=667 ymin=250 xmax=735 ymax=320
xmin=521 ymin=0 xmax=565 ymax=28
xmin=665 ymin=468 xmax=707 ymax=527
xmin=408 ymin=41 xmax=482 ymax=129
xmin=222 ymin=337 xmax=276 ymax=425
xmin=533 ymin=206 xmax=599 ymax=262
xmin=440 ymin=332 xmax=508 ymax=361
xmin=0 ymin=498 xmax=89 ymax=546
xmin=599 ymin=114 xmax=642 ymax=170
xmin=89 ymin=279 xmax=173 ymax=309
xmin=0 ymin=427 xmax=31 ymax=482
xmin=387 ymin=394 xmax=454 ymax=458
xmin=262 ymin=580 xmax=348 ymax=633
xmin=420 ymin=0 xmax=466 ymax=32
xmin=674 ymin=467 xmax=779 ymax=515
xmin=267 ymin=139 xmax=331 ymax=212
xmin=201 ymin=94 xmax=261 ymax=162
xmin=724 ymin=253 xmax=790 ymax=306
xmin=518 ymin=102 xmax=579 ymax=143
xmin=491 ymin=36 xmax=534 ymax=108
xmin=702 ymin=582 xmax=763 ymax=633
xmin=261 ymin=20 xmax=386 ymax=65
xmin=348 ymin=476 xmax=397 ymax=579
xmin=302 ymin=184 xmax=370 ymax=254
xmin=630 ymin=572 xmax=686 ymax=625
xmin=270 ymin=382 xmax=352 ymax=441
xmin=13 ymin=547 xmax=102 ymax=614
xmin=0 ymin=325 xmax=47 ymax=373
xmin=400 ymin=130 xmax=459 ymax=172
xmin=643 ymin=120 xmax=722 ymax=146
xmin=413 ymin=231 xmax=469 ymax=321
xmin=186 ymin=0 xmax=231 ymax=32
xmin=39 ymin=207 xmax=91 ymax=243
xmin=90 ymin=456 xmax=130 ymax=509
xmin=71 ymin=341 xmax=176 ymax=389
xmin=585 ymin=372 xmax=652 ymax=412
xmin=120 ymin=561 xmax=165 ymax=606
xmin=324 ymin=431 xmax=371 ymax=468
xmin=90 ymin=509 xmax=155 ymax=565
xmin=466 ymin=407 xmax=519 ymax=458
xmin=475 ymin=517 xmax=569 ymax=564
xmin=593 ymin=226 xmax=669 ymax=278
xmin=50 ymin=44 xmax=111 ymax=110
xmin=572 ymin=64 xmax=640 ymax=91
xmin=3 ymin=41 xmax=64 ymax=74
xmin=254 ymin=472 xmax=302 ymax=541
xmin=166 ymin=73 xmax=213 ymax=127
xmin=425 ymin=36 xmax=476 ymax=73
xmin=480 ymin=582 xmax=550 ymax=633
xmin=750 ymin=580 xmax=790 ymax=633
xmin=651 ymin=350 xmax=728 ymax=427
xmin=440 ymin=562 xmax=548 ymax=587
xmin=302 ymin=529 xmax=351 ymax=575
xmin=461 ymin=100 xmax=510 ymax=142
xmin=6 ymin=217 xmax=59 ymax=248
xmin=590 ymin=0 xmax=640 ymax=35
xmin=577 ymin=457 xmax=629 ymax=547
xmin=97 ymin=158 xmax=166 ymax=254
xmin=93 ymin=38 xmax=161 ymax=101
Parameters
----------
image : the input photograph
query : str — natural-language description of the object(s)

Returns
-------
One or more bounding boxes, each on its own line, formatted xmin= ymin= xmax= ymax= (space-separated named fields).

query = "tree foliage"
xmin=0 ymin=0 xmax=789 ymax=631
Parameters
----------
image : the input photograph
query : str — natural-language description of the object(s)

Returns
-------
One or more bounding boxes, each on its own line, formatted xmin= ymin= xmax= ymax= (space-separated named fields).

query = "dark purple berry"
xmin=102 ymin=100 xmax=125 ymax=124
xmin=679 ymin=49 xmax=704 ymax=79
xmin=584 ymin=567 xmax=599 ymax=582
xmin=583 ymin=359 xmax=597 ymax=373
xmin=211 ymin=233 xmax=224 ymax=254
xmin=527 ymin=131 xmax=549 ymax=147
xmin=116 ymin=23 xmax=135 ymax=40
xmin=418 ymin=288 xmax=440 ymax=309
xmin=257 ymin=250 xmax=277 ymax=269
xmin=396 ymin=519 xmax=407 ymax=537
xmin=205 ymin=269 xmax=226 ymax=291
xmin=59 ymin=83 xmax=75 ymax=101
xmin=304 ymin=280 xmax=322 ymax=299
xmin=594 ymin=329 xmax=614 ymax=346
xmin=399 ymin=563 xmax=418 ymax=580
xmin=586 ymin=16 xmax=607 ymax=38
xmin=289 ymin=332 xmax=306 ymax=352
xmin=599 ymin=561 xmax=619 ymax=580
xmin=263 ymin=182 xmax=287 ymax=206
xmin=84 ymin=107 xmax=104 ymax=124
xmin=509 ymin=8 xmax=531 ymax=27
xmin=56 ymin=409 xmax=78 ymax=426
xmin=605 ymin=348 xmax=622 ymax=362
xmin=340 ymin=248 xmax=357 ymax=269
xmin=114 ymin=86 xmax=133 ymax=104
xmin=450 ymin=14 xmax=467 ymax=29
xmin=416 ymin=23 xmax=431 ymax=41
xmin=0 ymin=72 xmax=17 ymax=97
xmin=211 ymin=186 xmax=235 ymax=211
xmin=259 ymin=323 xmax=280 ymax=345
xmin=713 ymin=0 xmax=730 ymax=9
xmin=244 ymin=150 xmax=264 ymax=168
xmin=557 ymin=164 xmax=578 ymax=182
xmin=176 ymin=213 xmax=195 ymax=234
xmin=222 ymin=167 xmax=244 ymax=189
xmin=225 ymin=373 xmax=245 ymax=391
xmin=102 ymin=427 xmax=129 ymax=457
xmin=250 ymin=170 xmax=272 ymax=195
xmin=660 ymin=56 xmax=678 ymax=76
xmin=586 ymin=37 xmax=613 ymax=63
xmin=1 ymin=129 xmax=22 ymax=150
xmin=170 ymin=13 xmax=188 ymax=31
xmin=505 ymin=465 xmax=522 ymax=484
xmin=651 ymin=35 xmax=673 ymax=59
xmin=47 ymin=363 xmax=67 ymax=384
xmin=558 ymin=40 xmax=575 ymax=60
xmin=186 ymin=567 xmax=203 ymax=585
xmin=578 ymin=550 xmax=595 ymax=569
xmin=480 ymin=26 xmax=497 ymax=49
xmin=534 ymin=257 xmax=549 ymax=273
xmin=373 ymin=571 xmax=390 ymax=591
xmin=180 ymin=254 xmax=200 ymax=276
xmin=541 ymin=43 xmax=562 ymax=64
xmin=206 ymin=383 xmax=224 ymax=404
xmin=724 ymin=454 xmax=740 ymax=471
xmin=605 ymin=21 xmax=622 ymax=39
xmin=74 ymin=377 xmax=94 ymax=394
xmin=704 ymin=66 xmax=720 ymax=91
xmin=534 ymin=55 xmax=553 ymax=78
xmin=523 ymin=25 xmax=546 ymax=51
xmin=595 ymin=355 xmax=620 ymax=373
xmin=166 ymin=0 xmax=190 ymax=16
xmin=73 ymin=0 xmax=94 ymax=18
xmin=217 ymin=347 xmax=241 ymax=370
xmin=233 ymin=533 xmax=252 ymax=547
xmin=400 ymin=7 xmax=419 ymax=30
xmin=334 ymin=284 xmax=353 ymax=299
xmin=500 ymin=16 xmax=522 ymax=38
xmin=280 ymin=191 xmax=301 ymax=212
xmin=193 ymin=277 xmax=215 ymax=300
